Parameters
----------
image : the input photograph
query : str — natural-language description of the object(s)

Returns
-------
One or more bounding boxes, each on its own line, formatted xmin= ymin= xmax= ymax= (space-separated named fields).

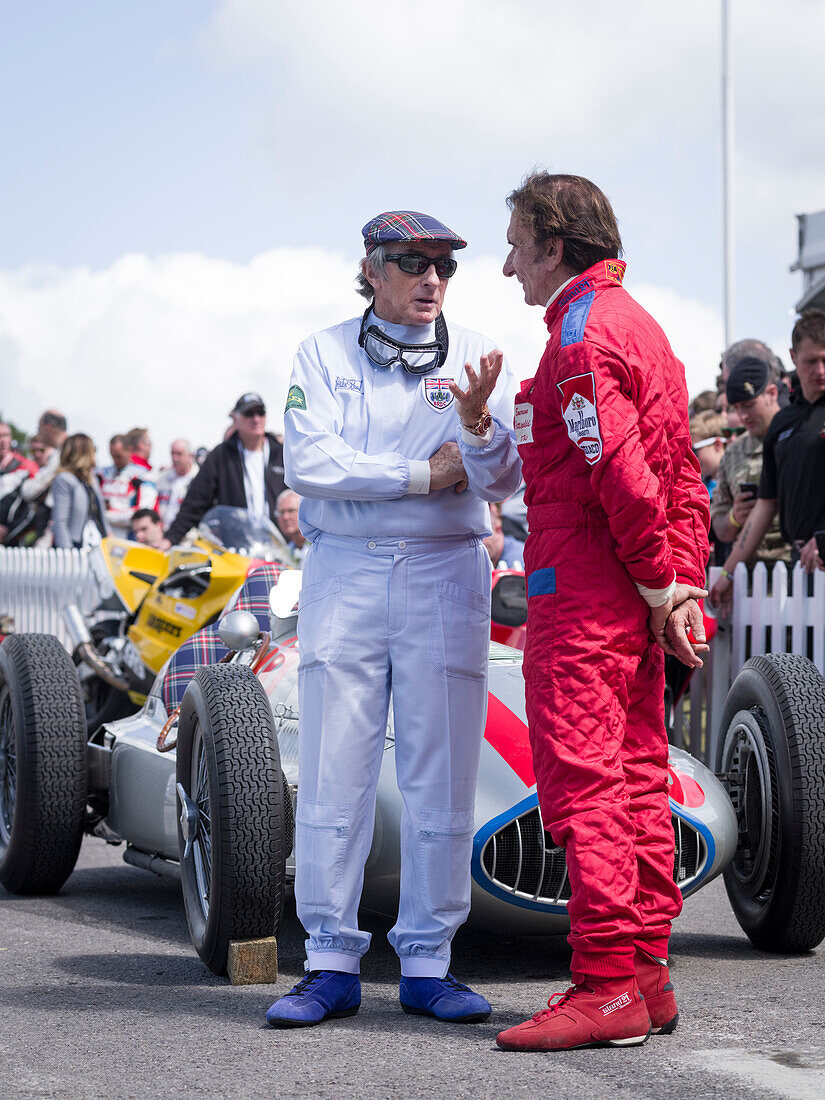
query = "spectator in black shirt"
xmin=160 ymin=391 xmax=286 ymax=548
xmin=711 ymin=310 xmax=825 ymax=612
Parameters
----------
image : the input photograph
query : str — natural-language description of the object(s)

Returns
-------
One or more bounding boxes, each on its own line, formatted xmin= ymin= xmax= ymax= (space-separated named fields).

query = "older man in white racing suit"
xmin=266 ymin=211 xmax=521 ymax=1029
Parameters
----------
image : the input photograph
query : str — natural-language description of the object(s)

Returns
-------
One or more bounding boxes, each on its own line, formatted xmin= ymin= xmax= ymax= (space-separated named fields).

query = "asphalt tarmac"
xmin=2 ymin=840 xmax=824 ymax=1100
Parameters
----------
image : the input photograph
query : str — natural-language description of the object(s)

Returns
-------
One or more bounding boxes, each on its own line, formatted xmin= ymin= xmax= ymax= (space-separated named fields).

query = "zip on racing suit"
xmin=515 ymin=258 xmax=709 ymax=981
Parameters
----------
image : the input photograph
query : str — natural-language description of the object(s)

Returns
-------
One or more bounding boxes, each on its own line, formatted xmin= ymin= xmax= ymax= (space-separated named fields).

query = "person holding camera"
xmin=711 ymin=310 xmax=825 ymax=614
xmin=710 ymin=356 xmax=790 ymax=564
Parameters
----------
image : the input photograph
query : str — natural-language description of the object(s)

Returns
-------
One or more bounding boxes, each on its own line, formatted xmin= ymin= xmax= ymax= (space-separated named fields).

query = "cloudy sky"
xmin=2 ymin=0 xmax=824 ymax=461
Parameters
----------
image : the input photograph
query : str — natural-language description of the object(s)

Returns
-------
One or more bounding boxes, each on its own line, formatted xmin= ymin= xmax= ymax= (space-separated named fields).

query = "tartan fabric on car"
xmin=159 ymin=563 xmax=283 ymax=712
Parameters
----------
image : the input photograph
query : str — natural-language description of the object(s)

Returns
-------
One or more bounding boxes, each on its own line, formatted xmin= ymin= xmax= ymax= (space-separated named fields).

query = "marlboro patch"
xmin=556 ymin=372 xmax=603 ymax=466
xmin=423 ymin=377 xmax=454 ymax=410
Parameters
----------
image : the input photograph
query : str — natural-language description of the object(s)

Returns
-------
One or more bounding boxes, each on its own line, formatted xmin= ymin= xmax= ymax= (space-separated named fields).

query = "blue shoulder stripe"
xmin=560 ymin=290 xmax=596 ymax=348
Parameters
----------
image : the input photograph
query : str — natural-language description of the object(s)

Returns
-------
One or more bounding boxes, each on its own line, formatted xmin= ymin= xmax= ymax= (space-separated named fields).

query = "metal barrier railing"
xmin=0 ymin=546 xmax=101 ymax=649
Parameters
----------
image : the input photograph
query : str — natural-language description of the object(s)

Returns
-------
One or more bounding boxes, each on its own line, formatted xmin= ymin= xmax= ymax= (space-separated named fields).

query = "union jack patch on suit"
xmin=423 ymin=377 xmax=454 ymax=410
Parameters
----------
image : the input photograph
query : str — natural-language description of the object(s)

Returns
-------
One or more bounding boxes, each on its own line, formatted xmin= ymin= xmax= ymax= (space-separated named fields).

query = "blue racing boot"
xmin=266 ymin=970 xmax=361 ymax=1028
xmin=399 ymin=974 xmax=491 ymax=1023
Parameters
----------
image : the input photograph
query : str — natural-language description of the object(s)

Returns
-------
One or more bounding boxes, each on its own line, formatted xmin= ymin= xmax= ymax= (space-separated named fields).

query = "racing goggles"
xmin=358 ymin=307 xmax=449 ymax=376
xmin=384 ymin=253 xmax=458 ymax=279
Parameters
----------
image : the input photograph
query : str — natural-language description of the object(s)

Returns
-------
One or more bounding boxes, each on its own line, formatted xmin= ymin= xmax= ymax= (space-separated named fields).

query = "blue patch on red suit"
xmin=560 ymin=290 xmax=596 ymax=348
xmin=527 ymin=567 xmax=556 ymax=596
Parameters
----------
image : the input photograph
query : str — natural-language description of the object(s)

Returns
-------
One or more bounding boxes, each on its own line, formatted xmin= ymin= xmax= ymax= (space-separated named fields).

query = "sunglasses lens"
xmin=392 ymin=254 xmax=457 ymax=278
xmin=395 ymin=255 xmax=429 ymax=275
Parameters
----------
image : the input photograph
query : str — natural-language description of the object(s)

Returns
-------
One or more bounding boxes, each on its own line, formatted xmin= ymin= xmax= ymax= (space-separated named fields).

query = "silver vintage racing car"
xmin=2 ymin=568 xmax=824 ymax=975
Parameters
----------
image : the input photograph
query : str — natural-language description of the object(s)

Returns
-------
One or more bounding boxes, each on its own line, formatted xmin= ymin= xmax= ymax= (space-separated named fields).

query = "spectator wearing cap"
xmin=712 ymin=310 xmax=825 ymax=612
xmin=266 ymin=210 xmax=520 ymax=1029
xmin=689 ymin=411 xmax=727 ymax=497
xmin=719 ymin=338 xmax=789 ymax=406
xmin=710 ymin=357 xmax=789 ymax=564
xmin=161 ymin=392 xmax=286 ymax=548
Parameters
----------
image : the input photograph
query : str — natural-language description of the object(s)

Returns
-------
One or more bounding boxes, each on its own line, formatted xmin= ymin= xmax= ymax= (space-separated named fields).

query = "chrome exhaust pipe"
xmin=63 ymin=603 xmax=93 ymax=649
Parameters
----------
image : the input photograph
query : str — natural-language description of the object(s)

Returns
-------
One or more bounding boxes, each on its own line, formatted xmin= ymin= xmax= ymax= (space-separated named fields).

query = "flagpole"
xmin=722 ymin=0 xmax=735 ymax=346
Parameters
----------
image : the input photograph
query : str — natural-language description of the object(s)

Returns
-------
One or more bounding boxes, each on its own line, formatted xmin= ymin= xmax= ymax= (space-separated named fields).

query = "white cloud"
xmin=1 ymin=248 xmax=720 ymax=463
xmin=204 ymin=0 xmax=718 ymax=164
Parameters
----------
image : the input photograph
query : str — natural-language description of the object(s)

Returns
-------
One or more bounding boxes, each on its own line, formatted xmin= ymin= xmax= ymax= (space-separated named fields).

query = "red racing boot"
xmin=634 ymin=947 xmax=678 ymax=1035
xmin=496 ymin=978 xmax=651 ymax=1052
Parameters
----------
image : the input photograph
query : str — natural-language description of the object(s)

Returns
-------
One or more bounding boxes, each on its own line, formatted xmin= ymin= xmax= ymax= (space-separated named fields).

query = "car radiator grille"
xmin=480 ymin=807 xmax=705 ymax=905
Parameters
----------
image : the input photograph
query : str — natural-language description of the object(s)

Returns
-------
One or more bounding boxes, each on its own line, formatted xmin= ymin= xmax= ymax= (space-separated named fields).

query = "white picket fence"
xmin=675 ymin=561 xmax=825 ymax=766
xmin=0 ymin=546 xmax=103 ymax=649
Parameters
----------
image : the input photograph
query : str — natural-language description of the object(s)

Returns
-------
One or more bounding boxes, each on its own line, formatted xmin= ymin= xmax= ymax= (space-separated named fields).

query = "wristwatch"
xmin=462 ymin=406 xmax=493 ymax=437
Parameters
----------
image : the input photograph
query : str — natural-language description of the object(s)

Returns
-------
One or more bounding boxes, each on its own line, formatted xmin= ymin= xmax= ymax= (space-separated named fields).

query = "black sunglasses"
xmin=241 ymin=407 xmax=266 ymax=418
xmin=385 ymin=253 xmax=457 ymax=279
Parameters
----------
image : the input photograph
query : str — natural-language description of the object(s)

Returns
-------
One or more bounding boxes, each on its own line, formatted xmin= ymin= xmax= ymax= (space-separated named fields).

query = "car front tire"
xmin=719 ymin=652 xmax=825 ymax=953
xmin=176 ymin=663 xmax=289 ymax=975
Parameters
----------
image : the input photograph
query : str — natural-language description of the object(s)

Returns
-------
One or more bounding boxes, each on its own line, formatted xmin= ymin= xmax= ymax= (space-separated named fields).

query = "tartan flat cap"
xmin=362 ymin=210 xmax=467 ymax=254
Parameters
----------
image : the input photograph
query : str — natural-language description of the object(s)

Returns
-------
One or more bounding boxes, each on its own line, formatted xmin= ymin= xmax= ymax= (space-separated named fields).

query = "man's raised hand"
xmin=449 ymin=350 xmax=504 ymax=427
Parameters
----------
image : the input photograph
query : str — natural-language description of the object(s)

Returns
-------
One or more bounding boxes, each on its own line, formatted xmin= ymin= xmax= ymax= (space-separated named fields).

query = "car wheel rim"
xmin=190 ymin=719 xmax=212 ymax=921
xmin=724 ymin=708 xmax=778 ymax=899
xmin=0 ymin=688 xmax=16 ymax=847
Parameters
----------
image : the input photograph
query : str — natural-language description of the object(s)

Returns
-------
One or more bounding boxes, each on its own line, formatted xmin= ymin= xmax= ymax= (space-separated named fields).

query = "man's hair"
xmin=720 ymin=338 xmax=783 ymax=379
xmin=276 ymin=488 xmax=300 ymax=508
xmin=109 ymin=433 xmax=126 ymax=448
xmin=356 ymin=242 xmax=390 ymax=301
xmin=124 ymin=427 xmax=149 ymax=451
xmin=689 ymin=410 xmax=726 ymax=447
xmin=131 ymin=508 xmax=162 ymax=525
xmin=791 ymin=309 xmax=825 ymax=352
xmin=688 ymin=389 xmax=719 ymax=416
xmin=506 ymin=172 xmax=622 ymax=273
xmin=40 ymin=410 xmax=67 ymax=432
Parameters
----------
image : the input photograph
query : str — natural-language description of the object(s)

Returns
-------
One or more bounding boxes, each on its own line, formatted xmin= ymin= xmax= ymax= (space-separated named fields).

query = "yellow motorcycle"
xmin=64 ymin=506 xmax=293 ymax=730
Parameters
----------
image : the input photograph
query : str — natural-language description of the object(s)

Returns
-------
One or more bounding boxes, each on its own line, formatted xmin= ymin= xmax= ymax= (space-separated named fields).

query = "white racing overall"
xmin=283 ymin=311 xmax=521 ymax=976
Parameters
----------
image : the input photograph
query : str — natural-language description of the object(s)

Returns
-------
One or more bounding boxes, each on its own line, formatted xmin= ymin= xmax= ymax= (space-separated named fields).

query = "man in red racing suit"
xmin=496 ymin=173 xmax=710 ymax=1053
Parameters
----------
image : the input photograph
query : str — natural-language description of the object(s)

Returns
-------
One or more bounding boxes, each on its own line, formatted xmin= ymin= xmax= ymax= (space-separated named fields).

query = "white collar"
xmin=545 ymin=274 xmax=577 ymax=310
xmin=367 ymin=308 xmax=436 ymax=345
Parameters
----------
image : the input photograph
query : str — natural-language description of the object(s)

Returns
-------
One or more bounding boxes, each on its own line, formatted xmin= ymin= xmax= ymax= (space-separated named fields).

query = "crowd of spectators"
xmin=3 ymin=309 xmax=824 ymax=591
xmin=0 ymin=393 xmax=292 ymax=559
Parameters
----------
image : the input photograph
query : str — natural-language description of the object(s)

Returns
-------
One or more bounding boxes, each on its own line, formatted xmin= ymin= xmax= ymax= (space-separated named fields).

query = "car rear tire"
xmin=176 ymin=663 xmax=288 ymax=975
xmin=719 ymin=653 xmax=825 ymax=952
xmin=0 ymin=634 xmax=87 ymax=894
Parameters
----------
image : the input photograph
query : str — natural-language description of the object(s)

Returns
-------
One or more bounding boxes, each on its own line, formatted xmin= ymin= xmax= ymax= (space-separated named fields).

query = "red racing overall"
xmin=515 ymin=259 xmax=709 ymax=981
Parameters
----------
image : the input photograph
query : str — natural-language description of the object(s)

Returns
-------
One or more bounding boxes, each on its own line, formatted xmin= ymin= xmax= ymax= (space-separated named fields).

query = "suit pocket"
xmin=295 ymin=799 xmax=349 ymax=910
xmin=419 ymin=806 xmax=475 ymax=914
xmin=297 ymin=574 xmax=344 ymax=671
xmin=429 ymin=579 xmax=490 ymax=680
